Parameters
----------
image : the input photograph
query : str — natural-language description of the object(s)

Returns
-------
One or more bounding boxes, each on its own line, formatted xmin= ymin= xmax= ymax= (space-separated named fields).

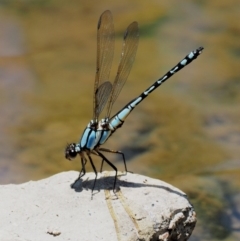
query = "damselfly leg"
xmin=99 ymin=147 xmax=128 ymax=173
xmin=96 ymin=151 xmax=118 ymax=192
xmin=71 ymin=157 xmax=87 ymax=188
xmin=87 ymin=154 xmax=99 ymax=192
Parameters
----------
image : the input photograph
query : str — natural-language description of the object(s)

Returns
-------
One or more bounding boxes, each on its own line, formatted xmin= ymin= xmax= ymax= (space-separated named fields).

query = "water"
xmin=0 ymin=1 xmax=239 ymax=240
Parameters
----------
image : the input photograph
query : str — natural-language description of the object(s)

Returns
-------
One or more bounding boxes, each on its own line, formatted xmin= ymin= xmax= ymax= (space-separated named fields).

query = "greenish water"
xmin=0 ymin=1 xmax=239 ymax=240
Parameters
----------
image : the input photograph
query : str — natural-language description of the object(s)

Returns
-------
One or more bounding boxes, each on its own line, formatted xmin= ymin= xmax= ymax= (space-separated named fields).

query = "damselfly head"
xmin=65 ymin=143 xmax=78 ymax=160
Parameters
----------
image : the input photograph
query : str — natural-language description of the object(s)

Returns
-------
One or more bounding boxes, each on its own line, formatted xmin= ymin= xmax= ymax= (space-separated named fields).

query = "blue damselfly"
xmin=65 ymin=10 xmax=203 ymax=191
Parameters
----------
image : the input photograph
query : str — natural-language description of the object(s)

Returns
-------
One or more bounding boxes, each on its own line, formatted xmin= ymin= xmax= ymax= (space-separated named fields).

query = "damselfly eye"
xmin=65 ymin=143 xmax=78 ymax=160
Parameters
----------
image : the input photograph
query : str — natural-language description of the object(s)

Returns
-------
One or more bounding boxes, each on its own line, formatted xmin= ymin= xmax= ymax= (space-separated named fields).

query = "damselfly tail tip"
xmin=197 ymin=46 xmax=204 ymax=53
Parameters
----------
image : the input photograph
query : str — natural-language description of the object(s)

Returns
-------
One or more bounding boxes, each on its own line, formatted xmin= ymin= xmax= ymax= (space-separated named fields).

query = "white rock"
xmin=0 ymin=171 xmax=196 ymax=241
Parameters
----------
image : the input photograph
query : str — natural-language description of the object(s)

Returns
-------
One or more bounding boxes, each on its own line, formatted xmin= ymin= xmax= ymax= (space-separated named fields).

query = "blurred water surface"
xmin=0 ymin=1 xmax=240 ymax=240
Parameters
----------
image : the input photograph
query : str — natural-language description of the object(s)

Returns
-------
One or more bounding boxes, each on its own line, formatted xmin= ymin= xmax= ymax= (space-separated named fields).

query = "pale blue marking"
xmin=118 ymin=108 xmax=131 ymax=120
xmin=99 ymin=130 xmax=112 ymax=145
xmin=130 ymin=97 xmax=141 ymax=107
xmin=86 ymin=130 xmax=97 ymax=150
xmin=180 ymin=59 xmax=187 ymax=65
xmin=170 ymin=66 xmax=178 ymax=74
xmin=157 ymin=75 xmax=167 ymax=84
xmin=110 ymin=116 xmax=122 ymax=128
xmin=80 ymin=127 xmax=90 ymax=148
xmin=144 ymin=86 xmax=155 ymax=95
xmin=75 ymin=144 xmax=81 ymax=152
xmin=189 ymin=52 xmax=194 ymax=58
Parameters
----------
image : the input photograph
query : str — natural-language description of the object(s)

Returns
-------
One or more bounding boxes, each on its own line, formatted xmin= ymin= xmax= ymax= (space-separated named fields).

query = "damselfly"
xmin=65 ymin=10 xmax=203 ymax=191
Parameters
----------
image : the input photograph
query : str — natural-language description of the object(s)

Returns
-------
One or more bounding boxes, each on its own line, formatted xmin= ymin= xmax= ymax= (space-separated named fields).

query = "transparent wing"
xmin=106 ymin=21 xmax=139 ymax=118
xmin=95 ymin=81 xmax=112 ymax=117
xmin=93 ymin=10 xmax=115 ymax=120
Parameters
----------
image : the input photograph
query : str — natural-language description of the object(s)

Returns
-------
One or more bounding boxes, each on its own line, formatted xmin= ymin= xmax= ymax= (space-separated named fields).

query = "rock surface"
xmin=0 ymin=171 xmax=196 ymax=241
